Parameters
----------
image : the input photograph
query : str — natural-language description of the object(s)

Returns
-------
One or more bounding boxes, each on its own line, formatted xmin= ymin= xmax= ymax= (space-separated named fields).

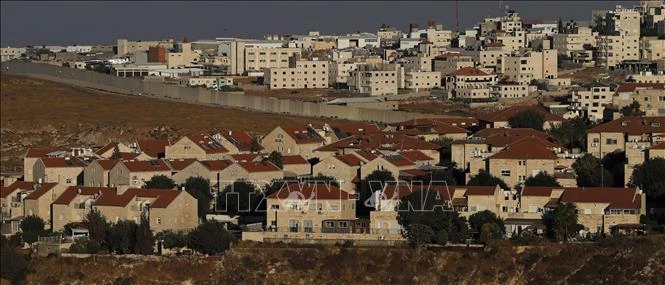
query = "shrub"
xmin=68 ymin=238 xmax=103 ymax=254
xmin=435 ymin=230 xmax=449 ymax=245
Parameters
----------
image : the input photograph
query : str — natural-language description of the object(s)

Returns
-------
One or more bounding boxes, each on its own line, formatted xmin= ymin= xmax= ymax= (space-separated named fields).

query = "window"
xmin=584 ymin=208 xmax=592 ymax=215
xmin=606 ymin=138 xmax=618 ymax=145
xmin=501 ymin=169 xmax=511 ymax=176
xmin=66 ymin=178 xmax=72 ymax=184
xmin=338 ymin=221 xmax=348 ymax=228
xmin=325 ymin=221 xmax=335 ymax=228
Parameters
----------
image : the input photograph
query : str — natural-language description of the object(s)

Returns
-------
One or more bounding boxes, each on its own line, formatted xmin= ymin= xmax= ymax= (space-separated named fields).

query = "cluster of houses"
xmin=2 ymin=106 xmax=661 ymax=243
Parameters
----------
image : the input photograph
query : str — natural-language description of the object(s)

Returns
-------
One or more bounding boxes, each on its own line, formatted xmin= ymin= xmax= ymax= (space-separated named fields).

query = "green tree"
xmin=267 ymin=151 xmax=283 ymax=169
xmin=250 ymin=136 xmax=262 ymax=153
xmin=134 ymin=215 xmax=155 ymax=254
xmin=144 ymin=175 xmax=176 ymax=189
xmin=397 ymin=190 xmax=468 ymax=245
xmin=20 ymin=215 xmax=45 ymax=244
xmin=111 ymin=144 xmax=121 ymax=159
xmin=183 ymin=176 xmax=213 ymax=221
xmin=479 ymin=223 xmax=503 ymax=244
xmin=156 ymin=230 xmax=188 ymax=249
xmin=107 ymin=220 xmax=138 ymax=254
xmin=547 ymin=117 xmax=588 ymax=150
xmin=630 ymin=158 xmax=665 ymax=205
xmin=429 ymin=137 xmax=453 ymax=163
xmin=468 ymin=170 xmax=509 ymax=189
xmin=0 ymin=248 xmax=29 ymax=284
xmin=544 ymin=203 xmax=580 ymax=242
xmin=620 ymin=101 xmax=644 ymax=116
xmin=602 ymin=150 xmax=626 ymax=187
xmin=426 ymin=169 xmax=457 ymax=186
xmin=468 ymin=210 xmax=505 ymax=234
xmin=68 ymin=238 xmax=103 ymax=254
xmin=358 ymin=170 xmax=395 ymax=216
xmin=84 ymin=208 xmax=110 ymax=246
xmin=8 ymin=233 xmax=23 ymax=248
xmin=435 ymin=229 xmax=449 ymax=245
xmin=572 ymin=154 xmax=612 ymax=187
xmin=218 ymin=180 xmax=259 ymax=216
xmin=524 ymin=172 xmax=562 ymax=187
xmin=187 ymin=220 xmax=235 ymax=255
xmin=508 ymin=109 xmax=545 ymax=131
xmin=404 ymin=224 xmax=435 ymax=248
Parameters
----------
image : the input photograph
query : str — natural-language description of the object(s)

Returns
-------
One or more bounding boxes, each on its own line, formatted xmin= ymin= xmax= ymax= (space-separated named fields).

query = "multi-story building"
xmin=116 ymin=38 xmax=174 ymax=56
xmin=215 ymin=38 xmax=302 ymax=75
xmin=166 ymin=42 xmax=199 ymax=69
xmin=587 ymin=116 xmax=665 ymax=158
xmin=108 ymin=160 xmax=173 ymax=188
xmin=404 ymin=71 xmax=441 ymax=90
xmin=328 ymin=61 xmax=359 ymax=85
xmin=1 ymin=47 xmax=24 ymax=62
xmin=640 ymin=37 xmax=665 ymax=61
xmin=264 ymin=59 xmax=329 ymax=89
xmin=348 ymin=63 xmax=402 ymax=96
xmin=399 ymin=54 xmax=433 ymax=72
xmin=600 ymin=5 xmax=641 ymax=36
xmin=491 ymin=84 xmax=534 ymax=99
xmin=552 ymin=26 xmax=599 ymax=56
xmin=33 ymin=157 xmax=87 ymax=187
xmin=612 ymin=82 xmax=665 ymax=116
xmin=262 ymin=126 xmax=327 ymax=158
xmin=569 ymin=85 xmax=614 ymax=122
xmin=23 ymin=183 xmax=67 ymax=229
xmin=443 ymin=67 xmax=498 ymax=99
xmin=498 ymin=49 xmax=558 ymax=84
xmin=432 ymin=53 xmax=475 ymax=76
xmin=487 ymin=138 xmax=562 ymax=189
xmin=595 ymin=35 xmax=640 ymax=69
xmin=165 ymin=135 xmax=228 ymax=160
xmin=266 ymin=183 xmax=356 ymax=233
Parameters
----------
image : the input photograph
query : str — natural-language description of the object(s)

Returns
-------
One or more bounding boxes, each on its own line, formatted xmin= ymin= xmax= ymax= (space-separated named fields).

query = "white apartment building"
xmin=491 ymin=84 xmax=534 ymax=99
xmin=569 ymin=86 xmax=614 ymax=122
xmin=328 ymin=62 xmax=359 ymax=85
xmin=1 ymin=47 xmax=24 ymax=62
xmin=494 ymin=30 xmax=527 ymax=52
xmin=640 ymin=37 xmax=665 ymax=61
xmin=596 ymin=35 xmax=640 ymax=69
xmin=498 ymin=49 xmax=558 ymax=84
xmin=348 ymin=63 xmax=402 ymax=96
xmin=167 ymin=42 xmax=199 ymax=69
xmin=399 ymin=54 xmax=433 ymax=72
xmin=552 ymin=27 xmax=599 ymax=56
xmin=432 ymin=53 xmax=475 ymax=76
xmin=216 ymin=39 xmax=302 ymax=75
xmin=404 ymin=71 xmax=441 ymax=90
xmin=462 ymin=46 xmax=508 ymax=70
xmin=602 ymin=5 xmax=641 ymax=36
xmin=627 ymin=71 xmax=665 ymax=83
xmin=265 ymin=59 xmax=329 ymax=89
xmin=116 ymin=39 xmax=174 ymax=56
xmin=443 ymin=67 xmax=498 ymax=99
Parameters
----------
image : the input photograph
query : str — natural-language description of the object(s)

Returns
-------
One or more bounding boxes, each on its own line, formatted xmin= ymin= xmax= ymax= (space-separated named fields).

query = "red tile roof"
xmin=455 ymin=128 xmax=555 ymax=148
xmin=229 ymin=153 xmax=262 ymax=162
xmin=335 ymin=154 xmax=364 ymax=166
xmin=383 ymin=155 xmax=416 ymax=167
xmin=281 ymin=127 xmax=326 ymax=145
xmin=479 ymin=104 xmax=564 ymax=123
xmin=464 ymin=186 xmax=498 ymax=196
xmin=588 ymin=116 xmax=665 ymax=135
xmin=238 ymin=161 xmax=281 ymax=172
xmin=40 ymin=157 xmax=87 ymax=168
xmin=353 ymin=150 xmax=378 ymax=162
xmin=399 ymin=150 xmax=433 ymax=162
xmin=382 ymin=183 xmax=454 ymax=200
xmin=650 ymin=141 xmax=665 ymax=150
xmin=282 ymin=155 xmax=309 ymax=165
xmin=490 ymin=139 xmax=558 ymax=160
xmin=447 ymin=67 xmax=491 ymax=76
xmin=221 ymin=131 xmax=262 ymax=152
xmin=316 ymin=133 xmax=442 ymax=152
xmin=166 ymin=158 xmax=198 ymax=171
xmin=94 ymin=159 xmax=120 ymax=170
xmin=187 ymin=135 xmax=228 ymax=154
xmin=560 ymin=187 xmax=641 ymax=209
xmin=136 ymin=189 xmax=182 ymax=208
xmin=121 ymin=160 xmax=171 ymax=172
xmin=25 ymin=147 xmax=65 ymax=158
xmin=24 ymin=183 xmax=59 ymax=200
xmin=267 ymin=183 xmax=352 ymax=200
xmin=137 ymin=139 xmax=170 ymax=158
xmin=53 ymin=186 xmax=114 ymax=205
xmin=94 ymin=188 xmax=139 ymax=207
xmin=615 ymin=83 xmax=665 ymax=94
xmin=200 ymin=160 xmax=233 ymax=171
xmin=521 ymin=186 xmax=558 ymax=196
xmin=117 ymin=152 xmax=140 ymax=161
xmin=1 ymin=181 xmax=35 ymax=199
xmin=330 ymin=123 xmax=381 ymax=138
xmin=95 ymin=142 xmax=118 ymax=156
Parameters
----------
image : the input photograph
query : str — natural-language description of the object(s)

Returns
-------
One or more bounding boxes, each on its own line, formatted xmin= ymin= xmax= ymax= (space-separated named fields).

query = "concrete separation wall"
xmin=0 ymin=62 xmax=444 ymax=123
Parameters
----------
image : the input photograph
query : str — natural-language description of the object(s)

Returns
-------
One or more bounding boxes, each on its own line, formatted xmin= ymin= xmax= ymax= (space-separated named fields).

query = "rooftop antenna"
xmin=455 ymin=0 xmax=460 ymax=32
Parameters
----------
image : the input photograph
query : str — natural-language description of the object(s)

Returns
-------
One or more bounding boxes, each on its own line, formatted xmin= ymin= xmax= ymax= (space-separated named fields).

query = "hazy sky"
xmin=1 ymin=1 xmax=637 ymax=46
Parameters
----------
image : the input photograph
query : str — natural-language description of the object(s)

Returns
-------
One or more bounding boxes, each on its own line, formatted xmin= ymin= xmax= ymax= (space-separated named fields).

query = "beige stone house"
xmin=487 ymin=139 xmax=559 ymax=189
xmin=1 ymin=181 xmax=36 ymax=234
xmin=312 ymin=153 xmax=367 ymax=193
xmin=33 ymin=157 xmax=87 ymax=186
xmin=262 ymin=126 xmax=326 ymax=159
xmin=559 ymin=187 xmax=645 ymax=234
xmin=165 ymin=135 xmax=229 ymax=160
xmin=52 ymin=186 xmax=115 ymax=231
xmin=136 ymin=139 xmax=171 ymax=159
xmin=587 ymin=116 xmax=665 ymax=158
xmin=171 ymin=160 xmax=234 ymax=190
xmin=23 ymin=147 xmax=69 ymax=181
xmin=22 ymin=183 xmax=66 ymax=229
xmin=84 ymin=159 xmax=120 ymax=187
xmin=95 ymin=142 xmax=133 ymax=159
xmin=218 ymin=161 xmax=283 ymax=190
xmin=215 ymin=131 xmax=263 ymax=154
xmin=360 ymin=154 xmax=418 ymax=181
xmin=314 ymin=132 xmax=441 ymax=162
xmin=266 ymin=183 xmax=356 ymax=233
xmin=443 ymin=67 xmax=498 ymax=99
xmin=73 ymin=187 xmax=199 ymax=232
xmin=478 ymin=104 xmax=564 ymax=129
xmin=282 ymin=155 xmax=311 ymax=177
xmin=109 ymin=160 xmax=173 ymax=188
xmin=647 ymin=141 xmax=665 ymax=159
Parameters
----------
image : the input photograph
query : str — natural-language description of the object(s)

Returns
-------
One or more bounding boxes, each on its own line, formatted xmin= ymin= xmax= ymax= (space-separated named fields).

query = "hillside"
xmin=13 ymin=237 xmax=665 ymax=284
xmin=0 ymin=75 xmax=345 ymax=173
